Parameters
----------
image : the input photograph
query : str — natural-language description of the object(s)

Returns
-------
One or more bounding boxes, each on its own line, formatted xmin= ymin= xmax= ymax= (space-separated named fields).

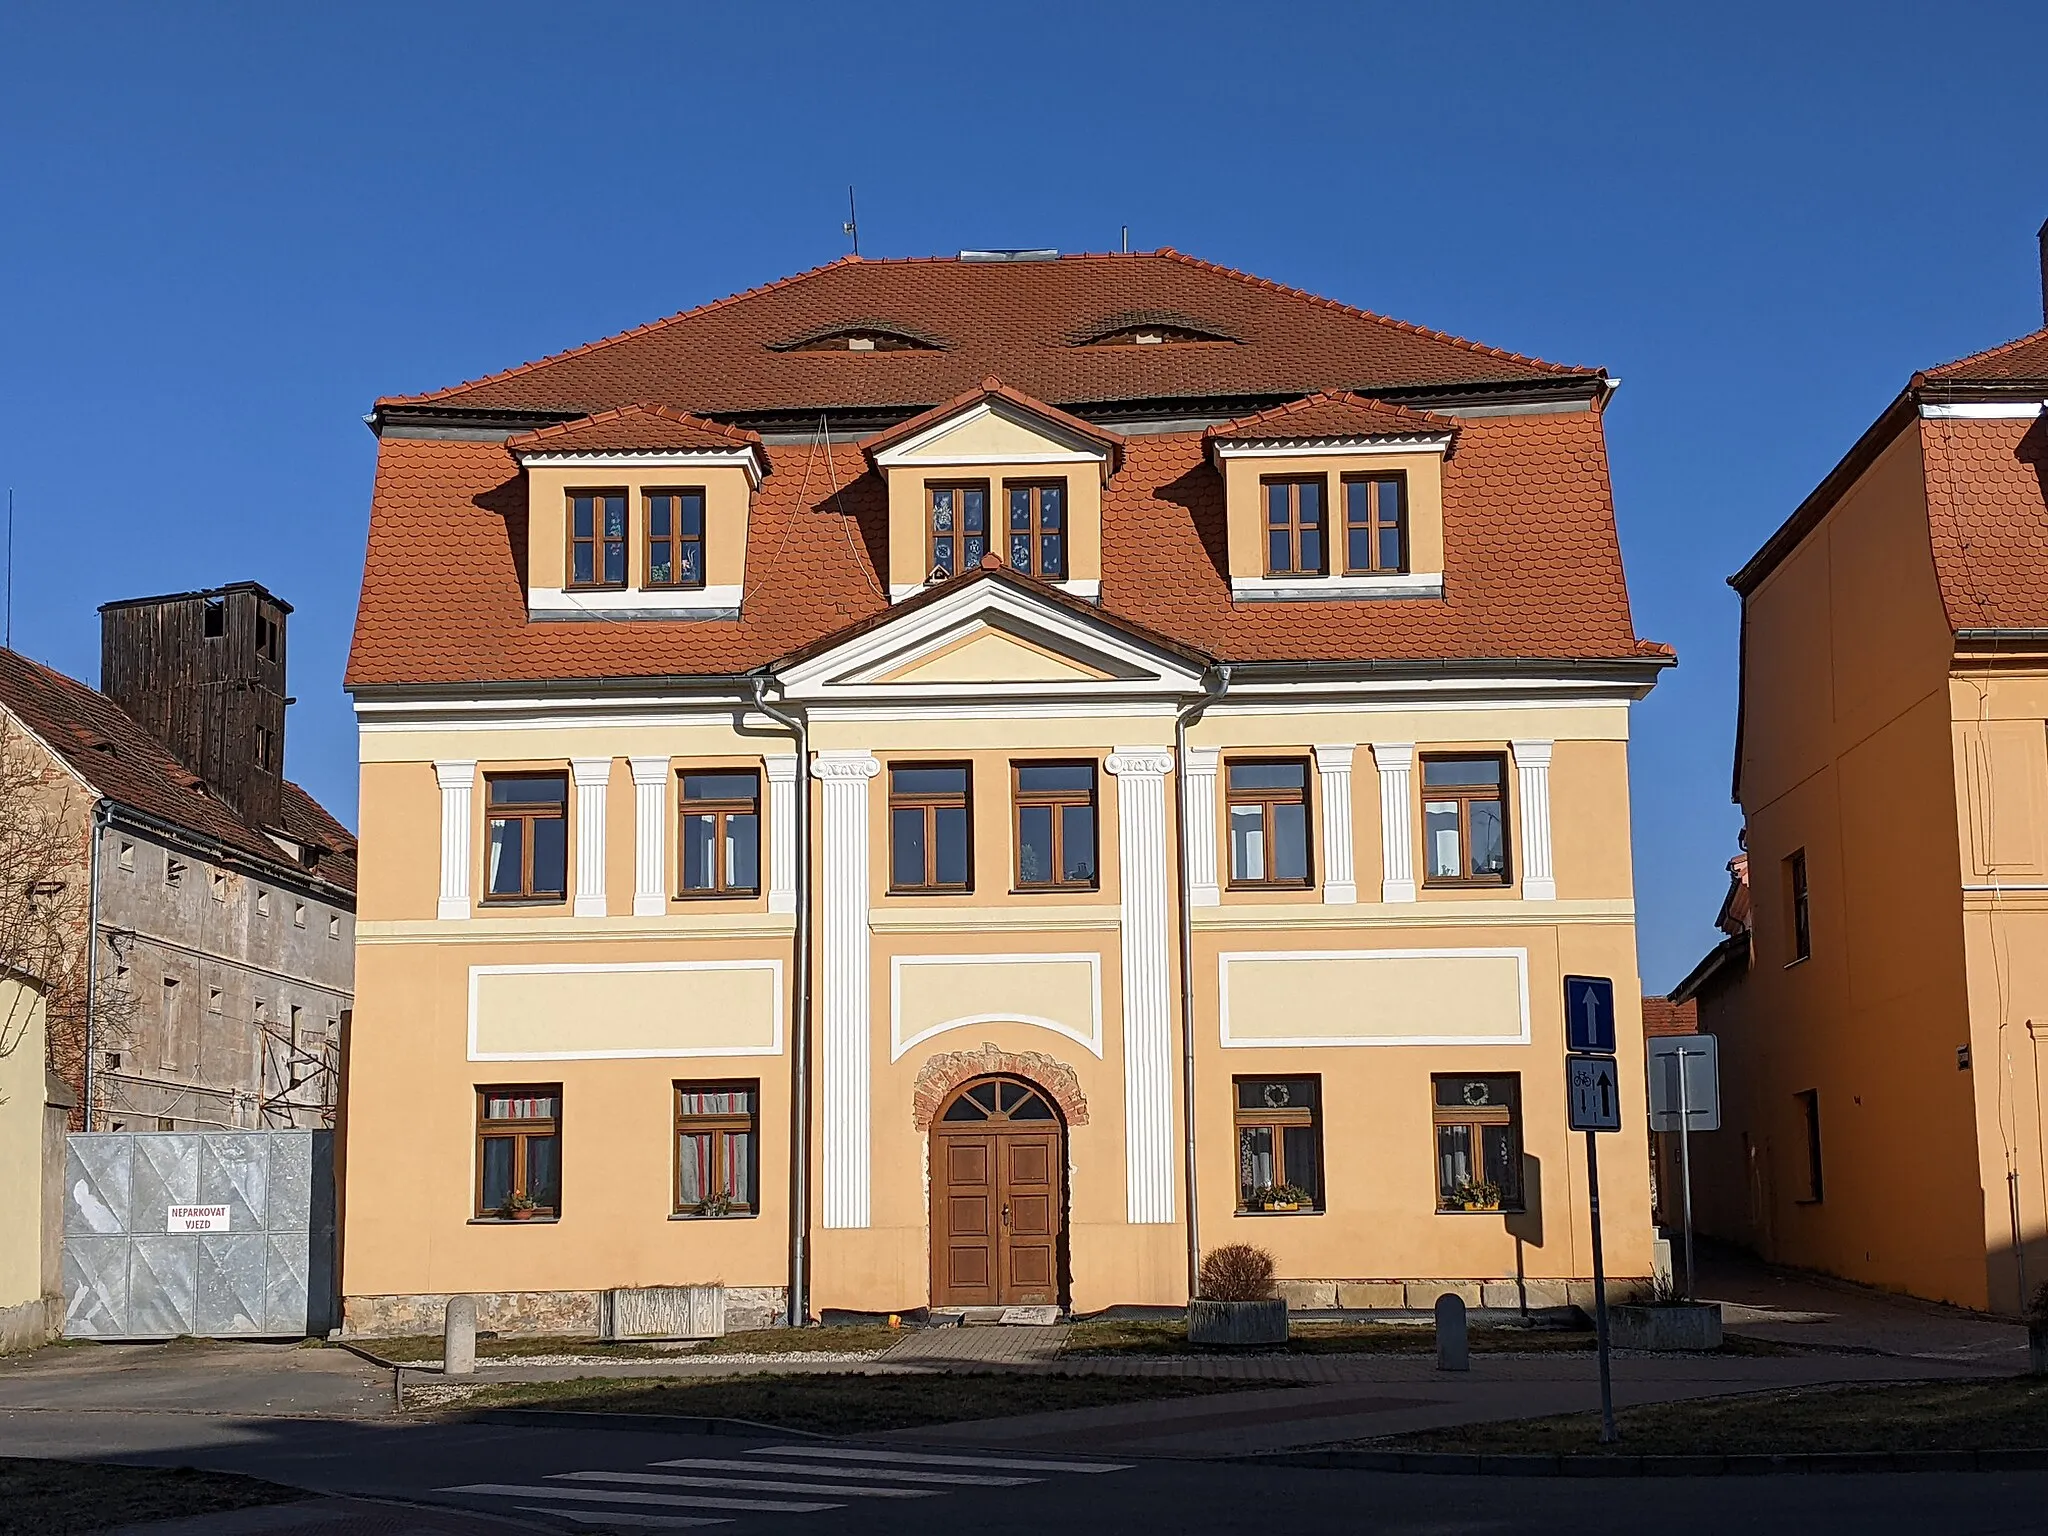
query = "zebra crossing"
xmin=441 ymin=1440 xmax=1131 ymax=1529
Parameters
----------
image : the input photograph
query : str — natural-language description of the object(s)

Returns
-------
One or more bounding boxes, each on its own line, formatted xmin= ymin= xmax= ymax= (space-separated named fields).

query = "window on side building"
xmin=927 ymin=482 xmax=989 ymax=580
xmin=1433 ymin=1074 xmax=1523 ymax=1212
xmin=1226 ymin=759 xmax=1311 ymax=887
xmin=675 ymin=1082 xmax=759 ymax=1217
xmin=1013 ymin=762 xmax=1097 ymax=889
xmin=645 ymin=489 xmax=706 ymax=589
xmin=679 ymin=771 xmax=760 ymax=897
xmin=485 ymin=774 xmax=569 ymax=902
xmin=1786 ymin=850 xmax=1811 ymax=963
xmin=1234 ymin=1077 xmax=1322 ymax=1212
xmin=889 ymin=764 xmax=972 ymax=892
xmin=1422 ymin=756 xmax=1509 ymax=886
xmin=568 ymin=490 xmax=628 ymax=589
xmin=477 ymin=1087 xmax=562 ymax=1219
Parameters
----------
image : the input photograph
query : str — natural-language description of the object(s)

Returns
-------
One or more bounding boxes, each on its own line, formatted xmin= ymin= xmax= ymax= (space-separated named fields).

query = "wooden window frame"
xmin=1341 ymin=471 xmax=1408 ymax=575
xmin=644 ymin=488 xmax=707 ymax=591
xmin=1232 ymin=1076 xmax=1323 ymax=1213
xmin=567 ymin=489 xmax=629 ymax=591
xmin=1786 ymin=849 xmax=1811 ymax=963
xmin=889 ymin=762 xmax=974 ymax=894
xmin=1261 ymin=475 xmax=1328 ymax=578
xmin=678 ymin=769 xmax=761 ymax=899
xmin=674 ymin=1080 xmax=760 ymax=1216
xmin=1224 ymin=757 xmax=1314 ymax=889
xmin=475 ymin=1085 xmax=562 ymax=1220
xmin=1420 ymin=754 xmax=1512 ymax=889
xmin=1003 ymin=479 xmax=1068 ymax=581
xmin=1011 ymin=761 xmax=1098 ymax=892
xmin=483 ymin=773 xmax=570 ymax=904
xmin=1432 ymin=1074 xmax=1525 ymax=1213
xmin=926 ymin=481 xmax=991 ymax=581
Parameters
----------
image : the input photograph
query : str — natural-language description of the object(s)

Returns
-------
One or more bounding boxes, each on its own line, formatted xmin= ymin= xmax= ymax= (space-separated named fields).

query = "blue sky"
xmin=2 ymin=3 xmax=2044 ymax=988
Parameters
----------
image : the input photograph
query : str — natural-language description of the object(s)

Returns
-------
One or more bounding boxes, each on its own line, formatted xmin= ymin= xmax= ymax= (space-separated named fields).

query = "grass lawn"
xmin=1369 ymin=1377 xmax=2048 ymax=1457
xmin=442 ymin=1369 xmax=1275 ymax=1435
xmin=0 ymin=1458 xmax=300 ymax=1535
xmin=362 ymin=1326 xmax=901 ymax=1364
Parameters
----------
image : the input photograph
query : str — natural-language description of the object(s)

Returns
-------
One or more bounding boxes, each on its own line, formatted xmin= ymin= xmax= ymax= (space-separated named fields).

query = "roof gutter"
xmin=750 ymin=677 xmax=814 ymax=1328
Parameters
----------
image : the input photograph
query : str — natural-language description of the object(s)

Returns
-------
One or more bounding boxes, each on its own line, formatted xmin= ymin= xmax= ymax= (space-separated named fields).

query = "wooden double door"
xmin=929 ymin=1076 xmax=1064 ymax=1308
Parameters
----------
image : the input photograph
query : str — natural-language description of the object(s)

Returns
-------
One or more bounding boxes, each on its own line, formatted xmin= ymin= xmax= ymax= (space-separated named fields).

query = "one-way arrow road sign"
xmin=1567 ymin=1054 xmax=1622 ymax=1132
xmin=1565 ymin=975 xmax=1617 ymax=1055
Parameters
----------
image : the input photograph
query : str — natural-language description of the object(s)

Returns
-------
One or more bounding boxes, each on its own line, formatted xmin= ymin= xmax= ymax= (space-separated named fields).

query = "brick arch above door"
xmin=911 ymin=1043 xmax=1090 ymax=1132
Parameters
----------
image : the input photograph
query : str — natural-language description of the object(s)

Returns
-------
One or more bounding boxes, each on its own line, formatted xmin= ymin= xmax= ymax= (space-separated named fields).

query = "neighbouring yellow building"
xmin=1678 ymin=231 xmax=2048 ymax=1314
xmin=341 ymin=249 xmax=1670 ymax=1332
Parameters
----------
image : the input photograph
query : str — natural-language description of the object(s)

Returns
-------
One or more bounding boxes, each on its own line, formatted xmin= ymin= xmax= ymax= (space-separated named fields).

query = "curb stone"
xmin=1249 ymin=1446 xmax=2048 ymax=1476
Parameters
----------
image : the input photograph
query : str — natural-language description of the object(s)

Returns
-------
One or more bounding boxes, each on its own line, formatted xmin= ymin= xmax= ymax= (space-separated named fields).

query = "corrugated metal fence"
xmin=63 ymin=1130 xmax=336 ymax=1339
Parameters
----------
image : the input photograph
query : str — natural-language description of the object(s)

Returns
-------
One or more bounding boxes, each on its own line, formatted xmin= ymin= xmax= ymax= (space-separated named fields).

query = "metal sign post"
xmin=1565 ymin=979 xmax=1622 ymax=1446
xmin=1648 ymin=1035 xmax=1720 ymax=1305
xmin=1584 ymin=1124 xmax=1616 ymax=1445
xmin=1676 ymin=1047 xmax=1695 ymax=1303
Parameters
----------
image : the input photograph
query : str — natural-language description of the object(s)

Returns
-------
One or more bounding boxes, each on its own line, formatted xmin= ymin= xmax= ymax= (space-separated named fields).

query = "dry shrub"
xmin=1198 ymin=1243 xmax=1275 ymax=1302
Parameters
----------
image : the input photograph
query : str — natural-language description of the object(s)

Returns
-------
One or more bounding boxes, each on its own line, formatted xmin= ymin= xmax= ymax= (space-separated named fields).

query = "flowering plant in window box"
xmin=499 ymin=1193 xmax=539 ymax=1221
xmin=693 ymin=1192 xmax=738 ymax=1218
xmin=1254 ymin=1182 xmax=1313 ymax=1213
xmin=1448 ymin=1178 xmax=1503 ymax=1212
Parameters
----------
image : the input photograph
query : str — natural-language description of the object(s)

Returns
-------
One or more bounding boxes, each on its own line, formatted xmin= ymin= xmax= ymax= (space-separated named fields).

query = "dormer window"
xmin=1071 ymin=312 xmax=1237 ymax=347
xmin=1263 ymin=478 xmax=1326 ymax=578
xmin=928 ymin=484 xmax=990 ymax=580
xmin=569 ymin=491 xmax=628 ymax=588
xmin=771 ymin=323 xmax=944 ymax=353
xmin=645 ymin=490 xmax=705 ymax=589
xmin=1006 ymin=482 xmax=1066 ymax=580
xmin=1343 ymin=474 xmax=1407 ymax=574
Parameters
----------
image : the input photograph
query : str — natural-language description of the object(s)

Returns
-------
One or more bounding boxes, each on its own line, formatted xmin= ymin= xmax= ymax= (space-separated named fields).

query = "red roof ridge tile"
xmin=1205 ymin=389 xmax=1460 ymax=441
xmin=1919 ymin=324 xmax=2048 ymax=381
xmin=1154 ymin=250 xmax=1590 ymax=377
xmin=378 ymin=257 xmax=864 ymax=409
xmin=504 ymin=402 xmax=763 ymax=454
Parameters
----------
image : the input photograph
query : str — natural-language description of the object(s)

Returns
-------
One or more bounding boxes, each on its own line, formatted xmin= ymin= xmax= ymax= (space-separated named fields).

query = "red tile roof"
xmin=1641 ymin=996 xmax=1699 ymax=1037
xmin=1206 ymin=390 xmax=1458 ymax=445
xmin=504 ymin=403 xmax=764 ymax=457
xmin=376 ymin=252 xmax=1591 ymax=419
xmin=1920 ymin=413 xmax=2048 ymax=631
xmin=1920 ymin=326 xmax=2048 ymax=384
xmin=346 ymin=408 xmax=1646 ymax=688
xmin=0 ymin=648 xmax=356 ymax=895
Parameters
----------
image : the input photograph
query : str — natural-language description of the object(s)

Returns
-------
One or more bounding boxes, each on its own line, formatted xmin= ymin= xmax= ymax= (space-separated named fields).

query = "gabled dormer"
xmin=506 ymin=404 xmax=767 ymax=621
xmin=862 ymin=380 xmax=1121 ymax=603
xmin=1206 ymin=392 xmax=1456 ymax=602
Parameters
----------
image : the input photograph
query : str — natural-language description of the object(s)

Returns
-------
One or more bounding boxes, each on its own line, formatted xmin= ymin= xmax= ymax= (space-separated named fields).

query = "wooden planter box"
xmin=1610 ymin=1302 xmax=1722 ymax=1352
xmin=1187 ymin=1298 xmax=1289 ymax=1347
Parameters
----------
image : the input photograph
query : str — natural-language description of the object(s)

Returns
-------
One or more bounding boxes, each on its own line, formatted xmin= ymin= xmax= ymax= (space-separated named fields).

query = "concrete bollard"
xmin=1434 ymin=1292 xmax=1469 ymax=1372
xmin=444 ymin=1295 xmax=477 ymax=1377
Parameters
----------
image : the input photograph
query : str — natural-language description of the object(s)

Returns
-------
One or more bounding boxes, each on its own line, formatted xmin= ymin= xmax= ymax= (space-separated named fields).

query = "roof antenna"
xmin=843 ymin=186 xmax=860 ymax=258
xmin=1121 ymin=225 xmax=1130 ymax=254
xmin=5 ymin=487 xmax=12 ymax=651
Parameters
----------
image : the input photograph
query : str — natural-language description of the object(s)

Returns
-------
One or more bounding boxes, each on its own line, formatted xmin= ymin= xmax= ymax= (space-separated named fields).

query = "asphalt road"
xmin=6 ymin=1408 xmax=2048 ymax=1535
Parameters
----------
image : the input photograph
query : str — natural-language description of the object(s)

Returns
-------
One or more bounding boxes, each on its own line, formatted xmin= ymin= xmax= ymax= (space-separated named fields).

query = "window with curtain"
xmin=1433 ymin=1074 xmax=1522 ymax=1212
xmin=680 ymin=771 xmax=760 ymax=896
xmin=477 ymin=1087 xmax=562 ymax=1218
xmin=485 ymin=774 xmax=569 ymax=901
xmin=675 ymin=1082 xmax=758 ymax=1215
xmin=1226 ymin=759 xmax=1311 ymax=886
xmin=1234 ymin=1077 xmax=1322 ymax=1211
xmin=1422 ymin=756 xmax=1509 ymax=886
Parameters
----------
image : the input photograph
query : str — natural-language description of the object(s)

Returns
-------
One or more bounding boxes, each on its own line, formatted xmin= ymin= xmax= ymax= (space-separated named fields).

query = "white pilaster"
xmin=1181 ymin=746 xmax=1220 ymax=907
xmin=629 ymin=756 xmax=669 ymax=917
xmin=1107 ymin=748 xmax=1177 ymax=1225
xmin=1512 ymin=739 xmax=1557 ymax=902
xmin=764 ymin=754 xmax=799 ymax=915
xmin=1313 ymin=744 xmax=1357 ymax=905
xmin=816 ymin=751 xmax=880 ymax=1230
xmin=1372 ymin=742 xmax=1417 ymax=903
xmin=570 ymin=758 xmax=611 ymax=918
xmin=433 ymin=761 xmax=476 ymax=920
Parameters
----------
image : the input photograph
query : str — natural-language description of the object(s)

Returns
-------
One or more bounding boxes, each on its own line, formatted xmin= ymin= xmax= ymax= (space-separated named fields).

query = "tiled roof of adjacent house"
xmin=1919 ymin=326 xmax=2048 ymax=384
xmin=1641 ymin=996 xmax=1699 ymax=1037
xmin=375 ymin=251 xmax=1592 ymax=419
xmin=503 ymin=403 xmax=764 ymax=457
xmin=346 ymin=407 xmax=1645 ymax=687
xmin=0 ymin=647 xmax=356 ymax=896
xmin=1206 ymin=390 xmax=1459 ymax=444
xmin=1920 ymin=412 xmax=2048 ymax=631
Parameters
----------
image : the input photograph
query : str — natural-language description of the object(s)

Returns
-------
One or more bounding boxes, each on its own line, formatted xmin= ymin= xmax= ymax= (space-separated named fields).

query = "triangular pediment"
xmin=775 ymin=572 xmax=1208 ymax=703
xmin=887 ymin=400 xmax=1104 ymax=463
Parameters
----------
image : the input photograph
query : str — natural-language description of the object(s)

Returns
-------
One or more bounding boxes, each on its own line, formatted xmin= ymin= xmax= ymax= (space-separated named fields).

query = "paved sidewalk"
xmin=880 ymin=1323 xmax=1070 ymax=1365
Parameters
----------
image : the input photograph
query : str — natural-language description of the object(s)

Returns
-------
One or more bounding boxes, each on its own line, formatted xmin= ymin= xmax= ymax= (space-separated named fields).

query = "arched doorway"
xmin=929 ymin=1075 xmax=1066 ymax=1308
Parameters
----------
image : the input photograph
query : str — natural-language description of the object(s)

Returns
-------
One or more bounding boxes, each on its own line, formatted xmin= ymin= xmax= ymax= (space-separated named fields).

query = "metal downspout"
xmin=82 ymin=799 xmax=111 ymax=1131
xmin=1174 ymin=664 xmax=1230 ymax=1303
xmin=752 ymin=677 xmax=814 ymax=1327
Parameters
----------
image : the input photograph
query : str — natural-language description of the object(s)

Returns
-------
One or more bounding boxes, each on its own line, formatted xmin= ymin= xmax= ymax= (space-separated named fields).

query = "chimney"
xmin=99 ymin=582 xmax=291 ymax=831
xmin=2039 ymin=215 xmax=2048 ymax=327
